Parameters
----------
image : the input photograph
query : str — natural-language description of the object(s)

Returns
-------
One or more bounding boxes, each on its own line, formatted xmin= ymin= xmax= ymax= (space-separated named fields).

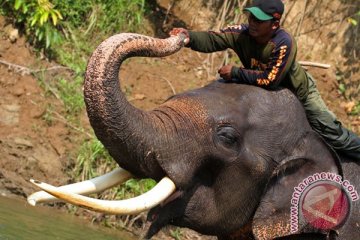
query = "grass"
xmin=170 ymin=228 xmax=183 ymax=240
xmin=56 ymin=77 xmax=84 ymax=115
xmin=74 ymin=138 xmax=156 ymax=203
xmin=74 ymin=139 xmax=113 ymax=181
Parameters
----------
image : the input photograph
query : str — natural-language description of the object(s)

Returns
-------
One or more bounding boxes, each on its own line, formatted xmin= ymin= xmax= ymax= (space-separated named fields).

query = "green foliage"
xmin=74 ymin=138 xmax=156 ymax=200
xmin=22 ymin=0 xmax=62 ymax=26
xmin=348 ymin=18 xmax=358 ymax=26
xmin=1 ymin=0 xmax=147 ymax=52
xmin=95 ymin=0 xmax=146 ymax=33
xmin=75 ymin=138 xmax=114 ymax=180
xmin=51 ymin=0 xmax=93 ymax=28
xmin=347 ymin=11 xmax=360 ymax=26
xmin=170 ymin=228 xmax=183 ymax=240
xmin=2 ymin=0 xmax=63 ymax=49
xmin=56 ymin=77 xmax=84 ymax=115
xmin=115 ymin=178 xmax=156 ymax=199
xmin=338 ymin=83 xmax=346 ymax=95
xmin=51 ymin=0 xmax=146 ymax=34
xmin=350 ymin=102 xmax=360 ymax=116
xmin=52 ymin=0 xmax=147 ymax=68
xmin=336 ymin=70 xmax=346 ymax=95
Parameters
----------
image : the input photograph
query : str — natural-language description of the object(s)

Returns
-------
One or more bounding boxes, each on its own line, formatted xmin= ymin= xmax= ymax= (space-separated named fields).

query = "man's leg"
xmin=302 ymin=73 xmax=360 ymax=160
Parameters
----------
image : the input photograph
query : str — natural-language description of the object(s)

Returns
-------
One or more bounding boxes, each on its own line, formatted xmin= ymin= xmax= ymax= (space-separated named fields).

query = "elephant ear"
xmin=252 ymin=132 xmax=342 ymax=239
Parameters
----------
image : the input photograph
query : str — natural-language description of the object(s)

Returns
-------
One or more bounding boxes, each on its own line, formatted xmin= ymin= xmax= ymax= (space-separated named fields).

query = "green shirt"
xmin=188 ymin=24 xmax=310 ymax=102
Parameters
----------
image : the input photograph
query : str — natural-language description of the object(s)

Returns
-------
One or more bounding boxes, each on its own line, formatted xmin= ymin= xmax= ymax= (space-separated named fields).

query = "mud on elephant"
xmin=28 ymin=33 xmax=359 ymax=240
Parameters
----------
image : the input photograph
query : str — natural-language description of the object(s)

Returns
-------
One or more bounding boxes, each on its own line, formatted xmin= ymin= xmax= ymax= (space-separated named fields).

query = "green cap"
xmin=244 ymin=7 xmax=273 ymax=21
xmin=244 ymin=0 xmax=284 ymax=21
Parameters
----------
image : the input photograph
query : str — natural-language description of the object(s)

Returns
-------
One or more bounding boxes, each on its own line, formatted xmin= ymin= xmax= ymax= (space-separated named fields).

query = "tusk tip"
xmin=28 ymin=179 xmax=41 ymax=206
xmin=30 ymin=179 xmax=42 ymax=185
xmin=27 ymin=198 xmax=37 ymax=206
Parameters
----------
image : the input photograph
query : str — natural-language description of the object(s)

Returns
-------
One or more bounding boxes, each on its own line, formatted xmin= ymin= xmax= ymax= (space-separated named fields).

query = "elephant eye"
xmin=216 ymin=125 xmax=239 ymax=148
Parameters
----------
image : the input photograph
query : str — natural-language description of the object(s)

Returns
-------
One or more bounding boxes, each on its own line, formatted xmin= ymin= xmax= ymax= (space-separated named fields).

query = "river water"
xmin=0 ymin=196 xmax=136 ymax=240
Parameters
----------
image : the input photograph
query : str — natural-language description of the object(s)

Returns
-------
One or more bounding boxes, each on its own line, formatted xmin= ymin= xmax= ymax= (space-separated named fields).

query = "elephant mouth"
xmin=28 ymin=168 xmax=177 ymax=215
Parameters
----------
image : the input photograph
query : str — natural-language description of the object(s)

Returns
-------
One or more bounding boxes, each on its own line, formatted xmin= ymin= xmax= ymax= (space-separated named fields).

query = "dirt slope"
xmin=0 ymin=20 xmax=70 ymax=198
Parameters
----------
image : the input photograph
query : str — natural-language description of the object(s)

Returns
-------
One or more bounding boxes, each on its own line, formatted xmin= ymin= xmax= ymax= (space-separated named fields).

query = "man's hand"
xmin=169 ymin=28 xmax=190 ymax=45
xmin=218 ymin=65 xmax=233 ymax=81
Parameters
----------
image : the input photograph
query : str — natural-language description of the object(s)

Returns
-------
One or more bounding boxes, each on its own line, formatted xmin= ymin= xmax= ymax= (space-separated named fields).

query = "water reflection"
xmin=0 ymin=196 xmax=135 ymax=240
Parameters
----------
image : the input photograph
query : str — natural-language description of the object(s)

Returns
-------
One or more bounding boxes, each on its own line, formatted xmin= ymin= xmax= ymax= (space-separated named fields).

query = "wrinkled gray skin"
xmin=84 ymin=33 xmax=359 ymax=240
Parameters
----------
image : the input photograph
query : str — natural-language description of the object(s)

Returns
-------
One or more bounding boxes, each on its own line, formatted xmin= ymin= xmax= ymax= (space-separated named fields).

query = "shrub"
xmin=1 ymin=0 xmax=63 ymax=48
xmin=1 ymin=0 xmax=147 ymax=51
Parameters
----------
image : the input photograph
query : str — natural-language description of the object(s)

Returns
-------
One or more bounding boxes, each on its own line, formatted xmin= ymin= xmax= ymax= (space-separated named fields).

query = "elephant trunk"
xmin=84 ymin=33 xmax=186 ymax=178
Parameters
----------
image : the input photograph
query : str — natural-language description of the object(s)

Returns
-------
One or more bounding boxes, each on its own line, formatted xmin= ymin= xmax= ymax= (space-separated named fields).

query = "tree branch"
xmin=298 ymin=61 xmax=331 ymax=69
xmin=0 ymin=59 xmax=72 ymax=75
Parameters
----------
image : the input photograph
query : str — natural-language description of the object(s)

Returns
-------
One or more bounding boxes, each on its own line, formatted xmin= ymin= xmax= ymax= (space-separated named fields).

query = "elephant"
xmin=28 ymin=33 xmax=359 ymax=240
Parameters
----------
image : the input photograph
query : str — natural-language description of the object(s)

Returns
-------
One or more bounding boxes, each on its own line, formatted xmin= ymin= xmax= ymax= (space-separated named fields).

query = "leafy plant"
xmin=18 ymin=0 xmax=62 ymax=26
xmin=347 ymin=11 xmax=360 ymax=26
xmin=3 ymin=0 xmax=64 ymax=49
xmin=170 ymin=228 xmax=183 ymax=240
xmin=335 ymin=70 xmax=347 ymax=95
xmin=2 ymin=0 xmax=147 ymax=52
xmin=114 ymin=178 xmax=156 ymax=200
xmin=74 ymin=138 xmax=114 ymax=181
xmin=350 ymin=102 xmax=360 ymax=115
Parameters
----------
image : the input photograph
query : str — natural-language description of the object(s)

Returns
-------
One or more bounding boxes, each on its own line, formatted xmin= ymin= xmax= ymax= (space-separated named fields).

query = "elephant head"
xmin=29 ymin=33 xmax=348 ymax=239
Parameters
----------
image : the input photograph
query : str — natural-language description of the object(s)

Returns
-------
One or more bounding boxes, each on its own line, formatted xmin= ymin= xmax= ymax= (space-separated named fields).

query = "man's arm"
xmin=169 ymin=27 xmax=237 ymax=52
xmin=187 ymin=25 xmax=247 ymax=53
xmin=187 ymin=31 xmax=232 ymax=53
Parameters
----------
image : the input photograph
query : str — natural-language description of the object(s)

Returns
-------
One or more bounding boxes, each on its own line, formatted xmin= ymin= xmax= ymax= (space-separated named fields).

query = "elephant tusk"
xmin=29 ymin=177 xmax=176 ymax=215
xmin=27 ymin=168 xmax=132 ymax=206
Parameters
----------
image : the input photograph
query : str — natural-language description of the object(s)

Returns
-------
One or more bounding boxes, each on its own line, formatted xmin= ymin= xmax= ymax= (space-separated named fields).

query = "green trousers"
xmin=302 ymin=73 xmax=360 ymax=160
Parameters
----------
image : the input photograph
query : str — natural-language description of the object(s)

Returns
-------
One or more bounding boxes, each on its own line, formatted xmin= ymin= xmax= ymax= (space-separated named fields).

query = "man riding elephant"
xmin=170 ymin=0 xmax=360 ymax=160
